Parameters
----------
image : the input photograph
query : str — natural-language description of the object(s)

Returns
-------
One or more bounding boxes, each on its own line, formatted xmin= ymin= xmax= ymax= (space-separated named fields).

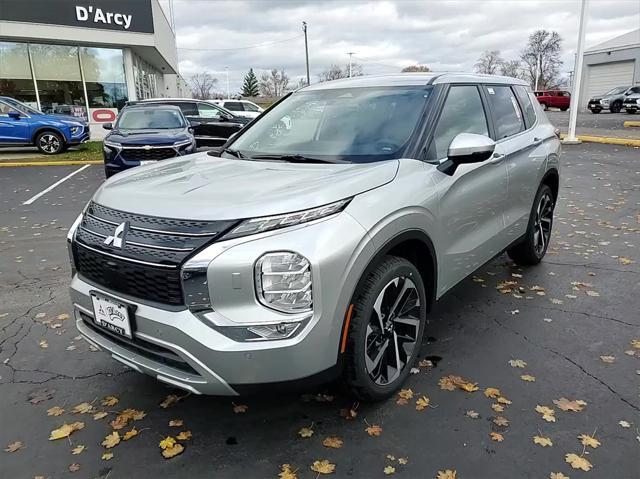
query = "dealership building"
xmin=579 ymin=28 xmax=640 ymax=107
xmin=0 ymin=0 xmax=190 ymax=135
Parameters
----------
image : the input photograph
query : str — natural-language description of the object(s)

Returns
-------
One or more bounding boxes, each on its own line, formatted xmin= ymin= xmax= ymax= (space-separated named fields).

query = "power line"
xmin=178 ymin=34 xmax=303 ymax=52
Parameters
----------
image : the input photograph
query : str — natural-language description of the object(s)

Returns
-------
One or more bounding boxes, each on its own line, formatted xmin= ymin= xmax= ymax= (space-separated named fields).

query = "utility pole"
xmin=347 ymin=52 xmax=356 ymax=77
xmin=303 ymin=21 xmax=310 ymax=86
xmin=534 ymin=52 xmax=541 ymax=91
xmin=225 ymin=67 xmax=230 ymax=99
xmin=564 ymin=0 xmax=589 ymax=144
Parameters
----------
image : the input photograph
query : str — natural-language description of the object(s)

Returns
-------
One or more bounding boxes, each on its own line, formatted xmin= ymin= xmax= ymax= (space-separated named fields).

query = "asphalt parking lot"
xmin=545 ymin=110 xmax=640 ymax=139
xmin=1 ymin=143 xmax=639 ymax=478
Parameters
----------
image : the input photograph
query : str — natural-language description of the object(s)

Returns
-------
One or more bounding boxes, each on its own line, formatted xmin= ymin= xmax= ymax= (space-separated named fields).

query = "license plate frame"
xmin=90 ymin=292 xmax=134 ymax=339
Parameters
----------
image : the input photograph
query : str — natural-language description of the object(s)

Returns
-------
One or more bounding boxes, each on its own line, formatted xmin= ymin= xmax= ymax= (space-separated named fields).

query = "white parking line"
xmin=22 ymin=164 xmax=91 ymax=206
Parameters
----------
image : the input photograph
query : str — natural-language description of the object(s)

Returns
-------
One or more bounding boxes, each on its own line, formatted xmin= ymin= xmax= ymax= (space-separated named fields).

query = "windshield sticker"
xmin=487 ymin=87 xmax=495 ymax=95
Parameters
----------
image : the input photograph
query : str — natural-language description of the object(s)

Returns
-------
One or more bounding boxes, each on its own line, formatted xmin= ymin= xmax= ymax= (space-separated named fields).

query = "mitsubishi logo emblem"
xmin=103 ymin=222 xmax=129 ymax=248
xmin=143 ymin=145 xmax=152 ymax=150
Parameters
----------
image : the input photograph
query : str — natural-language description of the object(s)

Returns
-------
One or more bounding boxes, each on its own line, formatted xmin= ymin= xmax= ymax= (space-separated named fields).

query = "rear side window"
xmin=431 ymin=85 xmax=489 ymax=160
xmin=486 ymin=86 xmax=524 ymax=139
xmin=224 ymin=101 xmax=243 ymax=111
xmin=168 ymin=102 xmax=198 ymax=116
xmin=513 ymin=86 xmax=537 ymax=129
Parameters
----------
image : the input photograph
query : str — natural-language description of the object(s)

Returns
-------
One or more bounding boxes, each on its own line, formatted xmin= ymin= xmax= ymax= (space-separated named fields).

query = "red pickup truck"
xmin=534 ymin=90 xmax=571 ymax=111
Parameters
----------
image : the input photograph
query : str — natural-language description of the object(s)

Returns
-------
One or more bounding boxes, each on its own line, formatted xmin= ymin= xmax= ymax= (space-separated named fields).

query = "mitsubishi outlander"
xmin=68 ymin=74 xmax=560 ymax=401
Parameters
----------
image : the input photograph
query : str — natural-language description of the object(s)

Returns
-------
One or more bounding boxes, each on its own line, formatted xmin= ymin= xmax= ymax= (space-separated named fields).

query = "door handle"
xmin=489 ymin=153 xmax=505 ymax=164
xmin=533 ymin=137 xmax=544 ymax=146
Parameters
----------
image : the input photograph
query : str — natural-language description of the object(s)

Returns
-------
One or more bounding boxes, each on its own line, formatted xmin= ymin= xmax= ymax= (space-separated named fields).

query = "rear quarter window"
xmin=513 ymin=86 xmax=537 ymax=129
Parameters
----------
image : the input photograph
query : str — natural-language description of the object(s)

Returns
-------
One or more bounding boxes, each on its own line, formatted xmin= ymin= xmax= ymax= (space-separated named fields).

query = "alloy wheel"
xmin=39 ymin=134 xmax=61 ymax=154
xmin=533 ymin=192 xmax=553 ymax=256
xmin=364 ymin=276 xmax=421 ymax=386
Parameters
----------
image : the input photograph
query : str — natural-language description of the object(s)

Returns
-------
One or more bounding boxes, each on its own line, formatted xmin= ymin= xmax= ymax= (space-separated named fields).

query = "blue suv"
xmin=102 ymin=103 xmax=197 ymax=177
xmin=0 ymin=97 xmax=90 ymax=154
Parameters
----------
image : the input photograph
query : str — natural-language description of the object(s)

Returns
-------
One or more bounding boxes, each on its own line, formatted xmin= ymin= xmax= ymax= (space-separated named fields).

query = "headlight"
xmin=103 ymin=140 xmax=122 ymax=149
xmin=636 ymin=99 xmax=640 ymax=105
xmin=601 ymin=99 xmax=609 ymax=104
xmin=224 ymin=198 xmax=351 ymax=240
xmin=174 ymin=139 xmax=193 ymax=148
xmin=69 ymin=126 xmax=82 ymax=135
xmin=255 ymin=252 xmax=312 ymax=313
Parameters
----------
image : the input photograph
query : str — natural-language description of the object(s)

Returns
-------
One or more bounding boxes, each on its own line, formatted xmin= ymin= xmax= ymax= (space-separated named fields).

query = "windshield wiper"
xmin=247 ymin=154 xmax=336 ymax=164
xmin=217 ymin=148 xmax=246 ymax=159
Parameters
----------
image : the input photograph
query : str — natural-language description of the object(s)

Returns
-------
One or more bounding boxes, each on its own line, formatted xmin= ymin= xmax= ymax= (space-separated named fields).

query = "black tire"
xmin=343 ymin=255 xmax=427 ymax=401
xmin=507 ymin=184 xmax=555 ymax=265
xmin=560 ymin=107 xmax=568 ymax=111
xmin=625 ymin=109 xmax=636 ymax=114
xmin=35 ymin=131 xmax=64 ymax=155
xmin=610 ymin=102 xmax=622 ymax=113
xmin=591 ymin=109 xmax=601 ymax=114
xmin=541 ymin=102 xmax=548 ymax=111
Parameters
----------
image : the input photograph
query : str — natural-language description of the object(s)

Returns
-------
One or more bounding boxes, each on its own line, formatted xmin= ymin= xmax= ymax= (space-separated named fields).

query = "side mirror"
xmin=437 ymin=133 xmax=496 ymax=175
xmin=7 ymin=111 xmax=21 ymax=119
xmin=188 ymin=121 xmax=201 ymax=128
xmin=102 ymin=123 xmax=113 ymax=130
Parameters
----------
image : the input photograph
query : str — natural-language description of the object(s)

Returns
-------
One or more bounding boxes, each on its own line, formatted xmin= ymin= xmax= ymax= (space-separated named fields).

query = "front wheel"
xmin=591 ymin=109 xmax=601 ymax=114
xmin=610 ymin=102 xmax=622 ymax=113
xmin=625 ymin=109 xmax=636 ymax=114
xmin=343 ymin=256 xmax=427 ymax=401
xmin=507 ymin=184 xmax=554 ymax=265
xmin=541 ymin=102 xmax=548 ymax=111
xmin=36 ymin=131 xmax=64 ymax=155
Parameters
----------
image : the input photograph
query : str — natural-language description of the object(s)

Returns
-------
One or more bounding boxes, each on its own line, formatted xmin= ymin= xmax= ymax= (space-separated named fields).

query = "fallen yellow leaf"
xmin=160 ymin=394 xmax=179 ymax=409
xmin=497 ymin=396 xmax=512 ymax=405
xmin=415 ymin=396 xmax=430 ymax=411
xmin=232 ymin=403 xmax=248 ymax=414
xmin=101 ymin=396 xmax=119 ymax=407
xmin=68 ymin=463 xmax=80 ymax=472
xmin=565 ymin=453 xmax=592 ymax=471
xmin=493 ymin=416 xmax=509 ymax=427
xmin=310 ymin=459 xmax=335 ymax=474
xmin=533 ymin=435 xmax=553 ymax=447
xmin=520 ymin=374 xmax=536 ymax=382
xmin=398 ymin=458 xmax=408 ymax=465
xmin=46 ymin=406 xmax=64 ymax=416
xmin=549 ymin=473 xmax=569 ymax=479
xmin=71 ymin=445 xmax=85 ymax=455
xmin=161 ymin=443 xmax=184 ymax=459
xmin=169 ymin=419 xmax=183 ymax=427
xmin=630 ymin=338 xmax=640 ymax=349
xmin=466 ymin=410 xmax=479 ymax=419
xmin=279 ymin=463 xmax=298 ymax=479
xmin=101 ymin=431 xmax=120 ymax=449
xmin=176 ymin=430 xmax=192 ymax=441
xmin=508 ymin=359 xmax=527 ymax=368
xmin=298 ymin=427 xmax=314 ymax=438
xmin=535 ymin=405 xmax=556 ymax=422
xmin=436 ymin=470 xmax=457 ymax=479
xmin=102 ymin=452 xmax=114 ymax=461
xmin=619 ymin=257 xmax=634 ymax=265
xmin=4 ymin=441 xmax=23 ymax=452
xmin=553 ymin=397 xmax=587 ymax=412
xmin=93 ymin=411 xmax=108 ymax=420
xmin=365 ymin=424 xmax=383 ymax=436
xmin=484 ymin=387 xmax=501 ymax=398
xmin=578 ymin=433 xmax=600 ymax=448
xmin=490 ymin=432 xmax=504 ymax=442
xmin=383 ymin=465 xmax=396 ymax=475
xmin=72 ymin=402 xmax=94 ymax=414
xmin=322 ymin=436 xmax=343 ymax=448
xmin=398 ymin=388 xmax=414 ymax=400
xmin=600 ymin=355 xmax=615 ymax=364
xmin=619 ymin=420 xmax=631 ymax=428
xmin=49 ymin=422 xmax=84 ymax=441
xmin=123 ymin=428 xmax=138 ymax=441
xmin=491 ymin=404 xmax=505 ymax=413
xmin=159 ymin=436 xmax=176 ymax=450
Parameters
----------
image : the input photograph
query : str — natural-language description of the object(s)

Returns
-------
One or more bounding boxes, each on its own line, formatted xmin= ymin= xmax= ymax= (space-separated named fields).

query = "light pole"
xmin=347 ymin=52 xmax=356 ymax=77
xmin=534 ymin=52 xmax=541 ymax=91
xmin=564 ymin=0 xmax=589 ymax=144
xmin=225 ymin=67 xmax=230 ymax=99
xmin=303 ymin=21 xmax=310 ymax=86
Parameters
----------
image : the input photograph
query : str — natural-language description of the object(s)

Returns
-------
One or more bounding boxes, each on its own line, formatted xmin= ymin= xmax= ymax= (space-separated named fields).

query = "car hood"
xmin=106 ymin=128 xmax=190 ymax=145
xmin=623 ymin=94 xmax=640 ymax=100
xmin=93 ymin=153 xmax=399 ymax=220
xmin=34 ymin=113 xmax=86 ymax=124
xmin=591 ymin=94 xmax=619 ymax=101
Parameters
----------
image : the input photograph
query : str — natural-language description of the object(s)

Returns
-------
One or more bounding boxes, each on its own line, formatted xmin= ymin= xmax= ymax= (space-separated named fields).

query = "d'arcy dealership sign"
xmin=0 ymin=0 xmax=154 ymax=33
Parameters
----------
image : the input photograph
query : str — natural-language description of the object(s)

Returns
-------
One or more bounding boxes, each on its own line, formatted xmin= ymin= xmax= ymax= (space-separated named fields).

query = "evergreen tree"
xmin=241 ymin=68 xmax=259 ymax=97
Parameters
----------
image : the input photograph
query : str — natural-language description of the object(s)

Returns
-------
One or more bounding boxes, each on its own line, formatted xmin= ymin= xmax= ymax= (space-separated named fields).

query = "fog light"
xmin=247 ymin=322 xmax=301 ymax=340
xmin=255 ymin=252 xmax=312 ymax=313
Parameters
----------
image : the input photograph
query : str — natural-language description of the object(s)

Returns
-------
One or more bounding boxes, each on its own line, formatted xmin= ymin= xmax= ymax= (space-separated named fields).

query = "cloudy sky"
xmin=159 ymin=0 xmax=640 ymax=94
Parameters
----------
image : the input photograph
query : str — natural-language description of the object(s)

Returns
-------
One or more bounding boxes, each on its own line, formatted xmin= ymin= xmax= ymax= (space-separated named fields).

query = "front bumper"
xmin=70 ymin=211 xmax=371 ymax=395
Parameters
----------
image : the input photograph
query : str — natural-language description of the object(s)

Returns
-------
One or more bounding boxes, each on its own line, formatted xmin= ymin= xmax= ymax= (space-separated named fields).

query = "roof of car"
xmin=124 ymin=103 xmax=182 ymax=111
xmin=301 ymin=73 xmax=529 ymax=91
xmin=136 ymin=98 xmax=201 ymax=102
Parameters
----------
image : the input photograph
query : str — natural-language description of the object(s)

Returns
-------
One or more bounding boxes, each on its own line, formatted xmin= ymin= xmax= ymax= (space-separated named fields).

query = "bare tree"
xmin=259 ymin=69 xmax=290 ymax=97
xmin=520 ymin=30 xmax=563 ymax=90
xmin=318 ymin=63 xmax=363 ymax=82
xmin=190 ymin=72 xmax=218 ymax=100
xmin=500 ymin=59 xmax=523 ymax=79
xmin=401 ymin=65 xmax=431 ymax=72
xmin=474 ymin=50 xmax=504 ymax=75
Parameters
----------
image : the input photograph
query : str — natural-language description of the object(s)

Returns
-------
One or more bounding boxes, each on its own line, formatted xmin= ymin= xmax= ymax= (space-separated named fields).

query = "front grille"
xmin=74 ymin=202 xmax=237 ymax=306
xmin=120 ymin=147 xmax=177 ymax=162
xmin=589 ymin=99 xmax=600 ymax=105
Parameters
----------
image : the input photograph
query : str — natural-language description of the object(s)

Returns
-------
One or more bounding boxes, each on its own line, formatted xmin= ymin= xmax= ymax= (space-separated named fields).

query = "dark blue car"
xmin=0 ymin=96 xmax=90 ymax=154
xmin=102 ymin=104 xmax=198 ymax=178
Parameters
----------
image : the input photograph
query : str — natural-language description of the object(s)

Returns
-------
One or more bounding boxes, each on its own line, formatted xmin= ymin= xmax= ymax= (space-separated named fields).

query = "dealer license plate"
xmin=91 ymin=293 xmax=132 ymax=338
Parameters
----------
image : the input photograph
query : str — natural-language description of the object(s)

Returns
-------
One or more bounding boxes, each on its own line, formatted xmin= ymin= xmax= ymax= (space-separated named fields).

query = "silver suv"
xmin=68 ymin=74 xmax=560 ymax=401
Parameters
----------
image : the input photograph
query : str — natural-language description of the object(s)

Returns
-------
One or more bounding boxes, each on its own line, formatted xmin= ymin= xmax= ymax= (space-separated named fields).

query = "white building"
xmin=0 ymin=0 xmax=190 ymax=136
xmin=579 ymin=28 xmax=640 ymax=107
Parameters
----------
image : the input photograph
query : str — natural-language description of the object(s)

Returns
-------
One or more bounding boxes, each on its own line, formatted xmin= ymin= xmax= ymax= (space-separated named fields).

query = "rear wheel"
xmin=610 ymin=101 xmax=622 ymax=113
xmin=541 ymin=102 xmax=548 ymax=111
xmin=343 ymin=256 xmax=427 ymax=401
xmin=560 ymin=107 xmax=568 ymax=111
xmin=625 ymin=109 xmax=636 ymax=114
xmin=36 ymin=131 xmax=64 ymax=155
xmin=507 ymin=184 xmax=554 ymax=265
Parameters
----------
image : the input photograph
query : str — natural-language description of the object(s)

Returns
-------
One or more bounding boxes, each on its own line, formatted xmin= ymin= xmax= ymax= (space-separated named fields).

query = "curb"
xmin=559 ymin=134 xmax=640 ymax=147
xmin=0 ymin=160 xmax=103 ymax=167
xmin=623 ymin=121 xmax=640 ymax=128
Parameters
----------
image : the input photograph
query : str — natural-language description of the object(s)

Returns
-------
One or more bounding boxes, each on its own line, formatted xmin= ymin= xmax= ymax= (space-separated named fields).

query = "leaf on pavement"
xmin=68 ymin=463 xmax=80 ymax=472
xmin=497 ymin=396 xmax=512 ymax=405
xmin=279 ymin=464 xmax=298 ymax=479
xmin=161 ymin=443 xmax=184 ymax=459
xmin=93 ymin=411 xmax=108 ymax=420
xmin=49 ymin=422 xmax=84 ymax=441
xmin=47 ymin=406 xmax=65 ymax=416
xmin=72 ymin=402 xmax=95 ymax=414
xmin=619 ymin=257 xmax=633 ymax=265
xmin=365 ymin=424 xmax=383 ymax=436
xmin=102 ymin=431 xmax=120 ymax=449
xmin=102 ymin=452 xmax=113 ymax=461
xmin=520 ymin=374 xmax=536 ymax=382
xmin=491 ymin=404 xmax=505 ymax=413
xmin=436 ymin=469 xmax=457 ymax=479
xmin=490 ymin=432 xmax=504 ymax=442
xmin=169 ymin=419 xmax=183 ymax=427
xmin=71 ymin=445 xmax=85 ymax=455
xmin=310 ymin=460 xmax=335 ymax=474
xmin=618 ymin=420 xmax=631 ymax=428
xmin=4 ymin=441 xmax=23 ymax=452
xmin=565 ymin=453 xmax=592 ymax=471
xmin=508 ymin=359 xmax=527 ymax=368
xmin=484 ymin=387 xmax=501 ymax=398
xmin=599 ymin=355 xmax=615 ymax=364
xmin=493 ymin=416 xmax=509 ymax=427
xmin=535 ymin=405 xmax=556 ymax=422
xmin=298 ymin=427 xmax=314 ymax=438
xmin=578 ymin=433 xmax=600 ymax=448
xmin=322 ymin=436 xmax=343 ymax=448
xmin=176 ymin=430 xmax=192 ymax=441
xmin=39 ymin=339 xmax=48 ymax=349
xmin=466 ymin=410 xmax=479 ymax=419
xmin=383 ymin=465 xmax=396 ymax=475
xmin=533 ymin=435 xmax=553 ymax=447
xmin=415 ymin=396 xmax=430 ymax=411
xmin=101 ymin=396 xmax=119 ymax=407
xmin=159 ymin=437 xmax=176 ymax=450
xmin=123 ymin=428 xmax=138 ymax=441
xmin=553 ymin=397 xmax=587 ymax=412
xmin=160 ymin=394 xmax=179 ymax=409
xmin=232 ymin=403 xmax=248 ymax=414
xmin=549 ymin=473 xmax=569 ymax=479
xmin=397 ymin=388 xmax=414 ymax=400
xmin=630 ymin=338 xmax=640 ymax=349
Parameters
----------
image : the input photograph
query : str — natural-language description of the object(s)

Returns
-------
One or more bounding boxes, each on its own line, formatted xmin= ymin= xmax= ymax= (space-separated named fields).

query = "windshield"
xmin=228 ymin=86 xmax=431 ymax=163
xmin=3 ymin=97 xmax=42 ymax=115
xmin=605 ymin=87 xmax=627 ymax=95
xmin=116 ymin=108 xmax=185 ymax=130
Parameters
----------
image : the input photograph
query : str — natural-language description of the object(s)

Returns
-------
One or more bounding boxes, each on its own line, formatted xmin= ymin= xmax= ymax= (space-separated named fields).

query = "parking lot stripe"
xmin=22 ymin=164 xmax=92 ymax=205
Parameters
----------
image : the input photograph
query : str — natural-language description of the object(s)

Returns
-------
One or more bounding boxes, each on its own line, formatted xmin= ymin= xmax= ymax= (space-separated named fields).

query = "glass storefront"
xmin=133 ymin=55 xmax=159 ymax=100
xmin=0 ymin=41 xmax=128 ymax=120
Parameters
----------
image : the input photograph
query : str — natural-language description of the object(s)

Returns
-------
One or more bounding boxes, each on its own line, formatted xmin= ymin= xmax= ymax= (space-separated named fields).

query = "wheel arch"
xmin=541 ymin=168 xmax=559 ymax=202
xmin=32 ymin=126 xmax=66 ymax=144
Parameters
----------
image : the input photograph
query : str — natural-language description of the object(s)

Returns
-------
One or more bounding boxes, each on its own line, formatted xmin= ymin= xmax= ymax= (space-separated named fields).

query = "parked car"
xmin=102 ymin=104 xmax=197 ymax=177
xmin=68 ymin=73 xmax=560 ymax=401
xmin=131 ymin=98 xmax=250 ymax=146
xmin=622 ymin=93 xmax=640 ymax=114
xmin=587 ymin=86 xmax=640 ymax=113
xmin=0 ymin=96 xmax=89 ymax=154
xmin=534 ymin=90 xmax=570 ymax=111
xmin=212 ymin=99 xmax=264 ymax=119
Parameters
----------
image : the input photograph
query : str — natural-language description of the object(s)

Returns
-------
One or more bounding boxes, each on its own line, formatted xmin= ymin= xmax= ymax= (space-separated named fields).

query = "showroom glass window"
xmin=0 ymin=42 xmax=38 ymax=106
xmin=30 ymin=44 xmax=87 ymax=120
xmin=81 ymin=47 xmax=128 ymax=110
